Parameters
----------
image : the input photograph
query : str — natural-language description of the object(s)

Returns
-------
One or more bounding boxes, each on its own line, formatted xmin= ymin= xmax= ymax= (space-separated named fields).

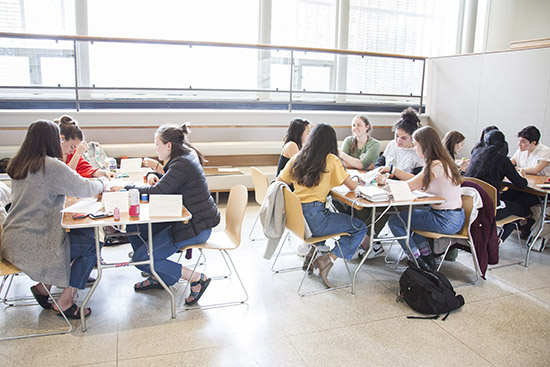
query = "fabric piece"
xmin=425 ymin=161 xmax=463 ymax=210
xmin=379 ymin=140 xmax=425 ymax=174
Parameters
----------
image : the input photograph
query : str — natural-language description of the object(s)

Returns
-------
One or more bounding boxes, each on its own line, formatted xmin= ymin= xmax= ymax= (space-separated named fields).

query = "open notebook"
xmin=357 ymin=185 xmax=389 ymax=202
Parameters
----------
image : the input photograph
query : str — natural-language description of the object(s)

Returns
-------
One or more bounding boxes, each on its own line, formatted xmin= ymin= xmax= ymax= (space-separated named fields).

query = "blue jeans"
xmin=127 ymin=223 xmax=212 ymax=286
xmin=388 ymin=207 xmax=465 ymax=258
xmin=69 ymin=228 xmax=98 ymax=290
xmin=302 ymin=201 xmax=367 ymax=260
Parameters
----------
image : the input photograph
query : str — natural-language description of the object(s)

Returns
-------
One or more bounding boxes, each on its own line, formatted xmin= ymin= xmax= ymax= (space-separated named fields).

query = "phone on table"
xmin=89 ymin=212 xmax=113 ymax=219
xmin=72 ymin=213 xmax=88 ymax=220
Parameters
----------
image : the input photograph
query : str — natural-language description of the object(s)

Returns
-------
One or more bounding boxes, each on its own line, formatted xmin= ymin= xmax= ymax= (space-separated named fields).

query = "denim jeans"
xmin=301 ymin=201 xmax=367 ymax=260
xmin=388 ymin=207 xmax=465 ymax=259
xmin=69 ymin=228 xmax=98 ymax=290
xmin=127 ymin=223 xmax=212 ymax=286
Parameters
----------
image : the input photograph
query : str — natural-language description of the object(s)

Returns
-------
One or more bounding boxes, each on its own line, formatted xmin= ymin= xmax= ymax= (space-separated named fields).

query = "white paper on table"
xmin=120 ymin=158 xmax=142 ymax=172
xmin=102 ymin=191 xmax=129 ymax=212
xmin=331 ymin=184 xmax=350 ymax=194
xmin=218 ymin=167 xmax=240 ymax=173
xmin=359 ymin=170 xmax=378 ymax=184
xmin=149 ymin=194 xmax=182 ymax=217
xmin=62 ymin=198 xmax=103 ymax=213
xmin=388 ymin=180 xmax=415 ymax=202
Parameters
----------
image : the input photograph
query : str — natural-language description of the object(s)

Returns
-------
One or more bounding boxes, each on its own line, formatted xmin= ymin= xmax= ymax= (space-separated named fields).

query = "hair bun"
xmin=58 ymin=115 xmax=77 ymax=126
xmin=401 ymin=107 xmax=420 ymax=127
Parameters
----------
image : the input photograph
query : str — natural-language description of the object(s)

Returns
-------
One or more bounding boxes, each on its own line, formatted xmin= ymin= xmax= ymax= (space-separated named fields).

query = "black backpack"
xmin=398 ymin=264 xmax=465 ymax=320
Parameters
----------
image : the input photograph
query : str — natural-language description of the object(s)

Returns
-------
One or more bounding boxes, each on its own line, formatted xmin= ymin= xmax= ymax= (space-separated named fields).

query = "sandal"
xmin=53 ymin=303 xmax=91 ymax=319
xmin=185 ymin=274 xmax=211 ymax=306
xmin=30 ymin=285 xmax=52 ymax=309
xmin=134 ymin=277 xmax=164 ymax=292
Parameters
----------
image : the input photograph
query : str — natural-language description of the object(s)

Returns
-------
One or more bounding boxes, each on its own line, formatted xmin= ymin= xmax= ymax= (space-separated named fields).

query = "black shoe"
xmin=302 ymin=246 xmax=315 ymax=274
xmin=420 ymin=254 xmax=436 ymax=271
xmin=415 ymin=256 xmax=434 ymax=273
xmin=520 ymin=218 xmax=535 ymax=240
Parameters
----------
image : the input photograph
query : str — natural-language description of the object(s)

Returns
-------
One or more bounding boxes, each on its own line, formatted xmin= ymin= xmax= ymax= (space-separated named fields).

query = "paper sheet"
xmin=218 ymin=167 xmax=240 ymax=173
xmin=359 ymin=170 xmax=378 ymax=184
xmin=388 ymin=180 xmax=415 ymax=202
xmin=62 ymin=198 xmax=103 ymax=213
xmin=412 ymin=190 xmax=435 ymax=198
xmin=102 ymin=191 xmax=129 ymax=212
xmin=149 ymin=194 xmax=182 ymax=217
xmin=120 ymin=158 xmax=142 ymax=172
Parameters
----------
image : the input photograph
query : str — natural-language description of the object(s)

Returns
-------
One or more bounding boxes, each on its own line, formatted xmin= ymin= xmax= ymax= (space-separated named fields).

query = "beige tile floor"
xmin=1 ymin=193 xmax=550 ymax=367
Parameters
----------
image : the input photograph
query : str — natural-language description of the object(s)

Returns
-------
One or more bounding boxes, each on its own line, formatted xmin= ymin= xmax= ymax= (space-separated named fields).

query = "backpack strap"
xmin=407 ymin=314 xmax=440 ymax=320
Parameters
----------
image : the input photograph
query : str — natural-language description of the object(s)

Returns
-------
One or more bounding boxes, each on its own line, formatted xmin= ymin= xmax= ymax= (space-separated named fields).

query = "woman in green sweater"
xmin=339 ymin=115 xmax=380 ymax=171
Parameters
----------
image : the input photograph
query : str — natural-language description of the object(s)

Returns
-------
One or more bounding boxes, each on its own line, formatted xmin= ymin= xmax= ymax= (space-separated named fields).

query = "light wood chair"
xmin=179 ymin=184 xmax=249 ymax=310
xmin=282 ymin=187 xmax=353 ymax=296
xmin=464 ymin=177 xmax=524 ymax=267
xmin=249 ymin=166 xmax=269 ymax=241
xmin=415 ymin=194 xmax=482 ymax=286
xmin=0 ymin=227 xmax=72 ymax=341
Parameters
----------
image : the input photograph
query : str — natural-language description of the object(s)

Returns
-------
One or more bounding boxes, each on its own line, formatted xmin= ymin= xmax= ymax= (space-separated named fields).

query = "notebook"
xmin=357 ymin=185 xmax=389 ymax=202
xmin=388 ymin=180 xmax=415 ymax=202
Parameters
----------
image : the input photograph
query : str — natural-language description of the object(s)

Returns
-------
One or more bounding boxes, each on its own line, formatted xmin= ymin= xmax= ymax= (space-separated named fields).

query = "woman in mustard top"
xmin=278 ymin=123 xmax=369 ymax=287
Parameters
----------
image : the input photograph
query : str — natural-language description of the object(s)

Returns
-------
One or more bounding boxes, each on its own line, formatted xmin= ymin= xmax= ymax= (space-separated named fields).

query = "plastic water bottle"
xmin=129 ymin=189 xmax=140 ymax=217
xmin=106 ymin=158 xmax=117 ymax=173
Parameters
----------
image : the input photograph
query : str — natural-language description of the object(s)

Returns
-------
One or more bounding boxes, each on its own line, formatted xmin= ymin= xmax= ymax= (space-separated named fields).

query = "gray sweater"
xmin=1 ymin=157 xmax=103 ymax=287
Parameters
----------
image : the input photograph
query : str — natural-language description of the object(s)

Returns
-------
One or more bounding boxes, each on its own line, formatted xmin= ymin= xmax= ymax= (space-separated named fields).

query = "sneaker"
xmin=296 ymin=243 xmax=309 ymax=257
xmin=358 ymin=244 xmax=384 ymax=260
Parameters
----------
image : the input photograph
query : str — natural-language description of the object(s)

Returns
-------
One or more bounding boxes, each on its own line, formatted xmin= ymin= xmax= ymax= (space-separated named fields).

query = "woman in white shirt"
xmin=377 ymin=126 xmax=465 ymax=272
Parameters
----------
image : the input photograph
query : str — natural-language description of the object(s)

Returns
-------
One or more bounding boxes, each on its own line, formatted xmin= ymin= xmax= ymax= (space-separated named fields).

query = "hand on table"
xmin=148 ymin=175 xmax=159 ymax=185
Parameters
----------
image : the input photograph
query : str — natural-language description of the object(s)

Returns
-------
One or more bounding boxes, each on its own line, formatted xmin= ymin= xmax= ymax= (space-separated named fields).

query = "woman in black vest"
xmin=123 ymin=124 xmax=220 ymax=305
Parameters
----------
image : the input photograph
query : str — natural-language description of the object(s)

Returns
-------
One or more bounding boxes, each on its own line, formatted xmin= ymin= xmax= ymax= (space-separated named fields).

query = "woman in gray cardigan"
xmin=1 ymin=120 xmax=105 ymax=319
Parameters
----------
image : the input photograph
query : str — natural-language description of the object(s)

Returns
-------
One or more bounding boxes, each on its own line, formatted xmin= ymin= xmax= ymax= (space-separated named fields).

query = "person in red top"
xmin=54 ymin=115 xmax=114 ymax=178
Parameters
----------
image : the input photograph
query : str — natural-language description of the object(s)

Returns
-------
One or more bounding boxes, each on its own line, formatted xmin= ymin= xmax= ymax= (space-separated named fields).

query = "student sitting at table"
xmin=121 ymin=124 xmax=220 ymax=306
xmin=377 ymin=126 xmax=465 ymax=273
xmin=276 ymin=118 xmax=311 ymax=176
xmin=1 ymin=120 xmax=106 ymax=318
xmin=504 ymin=125 xmax=550 ymax=238
xmin=277 ymin=123 xmax=370 ymax=287
xmin=465 ymin=130 xmax=528 ymax=241
xmin=442 ymin=130 xmax=469 ymax=173
xmin=339 ymin=115 xmax=380 ymax=171
xmin=54 ymin=115 xmax=115 ymax=178
xmin=471 ymin=125 xmax=509 ymax=156
xmin=375 ymin=107 xmax=424 ymax=175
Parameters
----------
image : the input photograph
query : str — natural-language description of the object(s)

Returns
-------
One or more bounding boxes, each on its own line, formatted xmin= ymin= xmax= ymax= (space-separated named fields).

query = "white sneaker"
xmin=358 ymin=244 xmax=384 ymax=260
xmin=296 ymin=243 xmax=310 ymax=257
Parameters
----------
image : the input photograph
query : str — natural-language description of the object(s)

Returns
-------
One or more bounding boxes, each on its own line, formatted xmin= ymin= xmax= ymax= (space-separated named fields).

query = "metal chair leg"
xmin=271 ymin=232 xmax=302 ymax=273
xmin=248 ymin=212 xmax=265 ymax=241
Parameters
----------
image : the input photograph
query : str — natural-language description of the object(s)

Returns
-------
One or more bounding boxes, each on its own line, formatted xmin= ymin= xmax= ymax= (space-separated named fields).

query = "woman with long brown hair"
xmin=377 ymin=126 xmax=465 ymax=272
xmin=1 ymin=120 xmax=105 ymax=318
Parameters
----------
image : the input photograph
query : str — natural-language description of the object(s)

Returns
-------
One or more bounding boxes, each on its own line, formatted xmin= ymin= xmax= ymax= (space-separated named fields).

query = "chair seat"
xmin=496 ymin=215 xmax=524 ymax=227
xmin=0 ymin=258 xmax=21 ymax=277
xmin=414 ymin=230 xmax=468 ymax=241
xmin=304 ymin=232 xmax=350 ymax=244
xmin=181 ymin=232 xmax=239 ymax=251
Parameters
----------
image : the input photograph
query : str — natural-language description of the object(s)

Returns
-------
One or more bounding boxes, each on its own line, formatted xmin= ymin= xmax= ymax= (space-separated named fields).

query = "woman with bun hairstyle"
xmin=277 ymin=123 xmax=369 ymax=287
xmin=375 ymin=107 xmax=424 ymax=175
xmin=55 ymin=115 xmax=114 ymax=178
xmin=465 ymin=130 xmax=528 ymax=241
xmin=1 ymin=120 xmax=105 ymax=318
xmin=377 ymin=126 xmax=465 ymax=272
xmin=276 ymin=118 xmax=311 ymax=176
xmin=340 ymin=115 xmax=380 ymax=170
xmin=121 ymin=124 xmax=220 ymax=306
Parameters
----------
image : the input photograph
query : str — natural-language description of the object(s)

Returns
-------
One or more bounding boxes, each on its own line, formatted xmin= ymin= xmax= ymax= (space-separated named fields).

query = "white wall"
xmin=427 ymin=46 xmax=550 ymax=158
xmin=485 ymin=0 xmax=550 ymax=52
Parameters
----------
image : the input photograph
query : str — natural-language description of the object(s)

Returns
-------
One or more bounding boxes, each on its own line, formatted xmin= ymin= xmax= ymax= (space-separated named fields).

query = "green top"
xmin=341 ymin=136 xmax=381 ymax=169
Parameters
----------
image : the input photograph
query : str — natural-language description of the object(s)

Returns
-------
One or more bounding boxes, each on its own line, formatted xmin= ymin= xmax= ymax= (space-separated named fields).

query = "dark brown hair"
xmin=156 ymin=123 xmax=205 ymax=165
xmin=413 ymin=126 xmax=462 ymax=189
xmin=393 ymin=107 xmax=421 ymax=136
xmin=350 ymin=115 xmax=372 ymax=154
xmin=291 ymin=123 xmax=339 ymax=187
xmin=441 ymin=130 xmax=465 ymax=159
xmin=54 ymin=115 xmax=84 ymax=141
xmin=7 ymin=120 xmax=63 ymax=180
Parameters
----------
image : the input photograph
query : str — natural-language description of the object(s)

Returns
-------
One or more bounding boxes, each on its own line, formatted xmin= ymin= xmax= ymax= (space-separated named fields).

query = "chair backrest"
xmin=464 ymin=177 xmax=497 ymax=215
xmin=456 ymin=194 xmax=474 ymax=237
xmin=250 ymin=167 xmax=269 ymax=205
xmin=282 ymin=187 xmax=306 ymax=240
xmin=224 ymin=184 xmax=248 ymax=247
